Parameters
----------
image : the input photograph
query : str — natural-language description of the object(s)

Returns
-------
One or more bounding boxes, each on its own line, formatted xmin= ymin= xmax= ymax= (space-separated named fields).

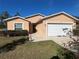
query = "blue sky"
xmin=0 ymin=0 xmax=79 ymax=16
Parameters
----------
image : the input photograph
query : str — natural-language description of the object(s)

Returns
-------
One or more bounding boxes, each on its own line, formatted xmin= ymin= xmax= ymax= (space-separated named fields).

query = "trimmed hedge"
xmin=3 ymin=30 xmax=29 ymax=36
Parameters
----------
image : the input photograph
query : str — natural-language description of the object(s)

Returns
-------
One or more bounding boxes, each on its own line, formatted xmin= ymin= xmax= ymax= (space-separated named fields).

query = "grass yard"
xmin=0 ymin=36 xmax=27 ymax=46
xmin=0 ymin=38 xmax=75 ymax=59
xmin=0 ymin=36 xmax=75 ymax=59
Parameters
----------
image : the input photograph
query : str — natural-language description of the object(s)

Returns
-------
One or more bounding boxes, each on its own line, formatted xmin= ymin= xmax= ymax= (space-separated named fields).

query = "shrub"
xmin=73 ymin=29 xmax=79 ymax=36
xmin=50 ymin=56 xmax=60 ymax=59
xmin=13 ymin=38 xmax=29 ymax=45
xmin=5 ymin=30 xmax=29 ymax=36
xmin=0 ymin=24 xmax=6 ymax=29
xmin=0 ymin=37 xmax=29 ymax=53
xmin=57 ymin=48 xmax=76 ymax=59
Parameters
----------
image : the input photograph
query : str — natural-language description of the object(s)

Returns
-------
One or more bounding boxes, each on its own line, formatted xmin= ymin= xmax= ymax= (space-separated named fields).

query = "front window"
xmin=15 ymin=23 xmax=22 ymax=30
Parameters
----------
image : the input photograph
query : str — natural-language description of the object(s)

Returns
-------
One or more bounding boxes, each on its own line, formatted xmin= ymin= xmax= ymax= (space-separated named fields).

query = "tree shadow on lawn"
xmin=0 ymin=37 xmax=29 ymax=53
xmin=50 ymin=48 xmax=77 ymax=59
xmin=50 ymin=56 xmax=60 ymax=59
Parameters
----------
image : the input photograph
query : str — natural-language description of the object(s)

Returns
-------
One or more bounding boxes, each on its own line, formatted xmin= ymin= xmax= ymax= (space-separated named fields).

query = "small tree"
xmin=0 ymin=11 xmax=10 ymax=24
xmin=1 ymin=11 xmax=10 ymax=19
xmin=57 ymin=48 xmax=76 ymax=59
xmin=63 ymin=25 xmax=79 ymax=59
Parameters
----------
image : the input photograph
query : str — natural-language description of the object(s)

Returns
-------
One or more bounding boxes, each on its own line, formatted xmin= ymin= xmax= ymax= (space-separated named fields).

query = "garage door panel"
xmin=47 ymin=24 xmax=72 ymax=36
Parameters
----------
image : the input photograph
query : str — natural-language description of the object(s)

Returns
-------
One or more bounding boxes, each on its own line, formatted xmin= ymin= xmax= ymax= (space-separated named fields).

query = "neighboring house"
xmin=4 ymin=12 xmax=79 ymax=41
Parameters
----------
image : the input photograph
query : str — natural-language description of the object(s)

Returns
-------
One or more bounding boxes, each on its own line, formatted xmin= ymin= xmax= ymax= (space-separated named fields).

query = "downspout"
xmin=29 ymin=22 xmax=33 ymax=41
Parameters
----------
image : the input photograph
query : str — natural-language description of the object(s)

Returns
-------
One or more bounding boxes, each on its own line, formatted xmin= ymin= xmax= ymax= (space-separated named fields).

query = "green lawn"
xmin=0 ymin=39 xmax=67 ymax=59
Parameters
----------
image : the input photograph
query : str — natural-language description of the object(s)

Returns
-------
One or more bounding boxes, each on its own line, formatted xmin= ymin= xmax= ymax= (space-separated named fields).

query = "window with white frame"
xmin=15 ymin=23 xmax=22 ymax=30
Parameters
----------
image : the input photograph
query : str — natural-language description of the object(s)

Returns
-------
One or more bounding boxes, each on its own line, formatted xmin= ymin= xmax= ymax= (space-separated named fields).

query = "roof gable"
xmin=25 ymin=13 xmax=45 ymax=23
xmin=4 ymin=16 xmax=30 ymax=22
xmin=25 ymin=13 xmax=45 ymax=19
xmin=42 ymin=11 xmax=79 ymax=22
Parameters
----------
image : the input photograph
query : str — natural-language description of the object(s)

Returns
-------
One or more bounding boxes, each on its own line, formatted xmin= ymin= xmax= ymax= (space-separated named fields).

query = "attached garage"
xmin=30 ymin=12 xmax=77 ymax=41
xmin=47 ymin=23 xmax=73 ymax=36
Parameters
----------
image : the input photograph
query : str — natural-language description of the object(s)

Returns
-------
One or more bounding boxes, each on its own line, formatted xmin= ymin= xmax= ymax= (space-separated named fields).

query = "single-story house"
xmin=4 ymin=12 xmax=79 ymax=41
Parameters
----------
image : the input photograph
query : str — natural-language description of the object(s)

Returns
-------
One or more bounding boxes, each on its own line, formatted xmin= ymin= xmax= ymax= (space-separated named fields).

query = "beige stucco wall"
xmin=32 ymin=22 xmax=46 ymax=41
xmin=7 ymin=18 xmax=30 ymax=31
xmin=33 ymin=14 xmax=76 ymax=41
xmin=45 ymin=14 xmax=76 ymax=24
xmin=25 ymin=15 xmax=44 ymax=23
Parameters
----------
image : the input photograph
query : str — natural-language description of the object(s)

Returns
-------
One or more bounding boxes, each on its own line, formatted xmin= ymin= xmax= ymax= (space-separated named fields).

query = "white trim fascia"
xmin=25 ymin=13 xmax=45 ymax=18
xmin=4 ymin=16 xmax=25 ymax=22
xmin=4 ymin=11 xmax=79 ymax=22
xmin=61 ymin=11 xmax=79 ymax=21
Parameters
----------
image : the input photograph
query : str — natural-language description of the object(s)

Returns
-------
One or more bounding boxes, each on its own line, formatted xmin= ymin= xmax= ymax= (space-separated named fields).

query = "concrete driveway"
xmin=48 ymin=37 xmax=74 ymax=48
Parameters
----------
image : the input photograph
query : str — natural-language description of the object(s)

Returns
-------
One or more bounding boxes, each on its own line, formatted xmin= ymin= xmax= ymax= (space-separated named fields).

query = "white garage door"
xmin=47 ymin=24 xmax=72 ymax=36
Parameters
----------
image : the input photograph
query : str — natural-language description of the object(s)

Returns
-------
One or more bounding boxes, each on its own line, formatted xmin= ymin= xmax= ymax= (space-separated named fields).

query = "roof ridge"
xmin=25 ymin=13 xmax=45 ymax=19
